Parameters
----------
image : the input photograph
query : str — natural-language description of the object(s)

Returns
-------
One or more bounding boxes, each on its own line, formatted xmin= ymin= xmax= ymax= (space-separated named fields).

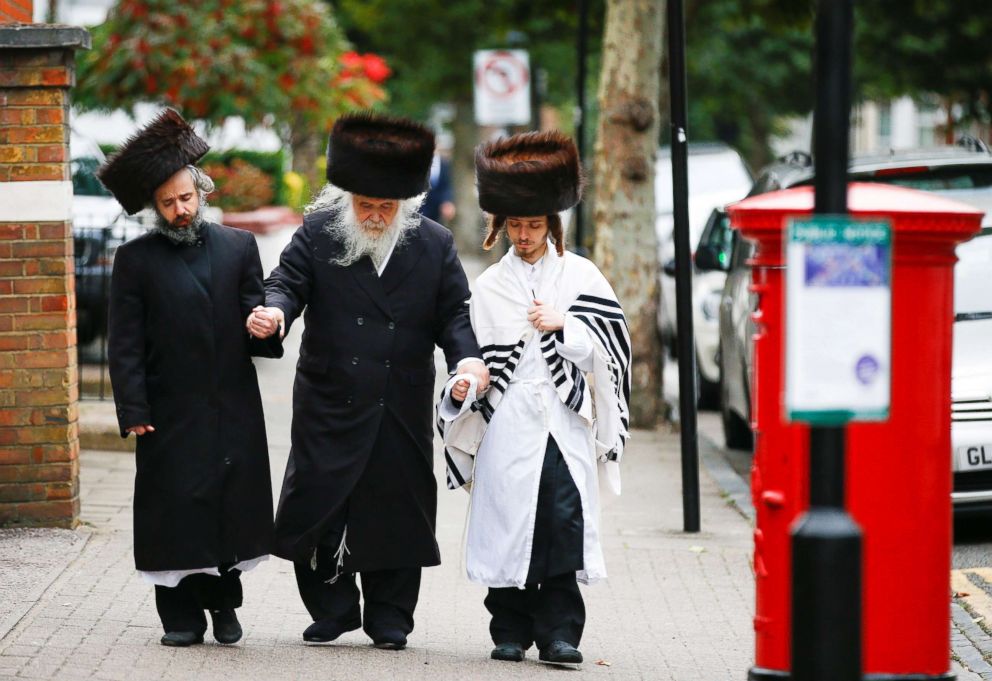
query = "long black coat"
xmin=264 ymin=210 xmax=480 ymax=571
xmin=108 ymin=223 xmax=281 ymax=572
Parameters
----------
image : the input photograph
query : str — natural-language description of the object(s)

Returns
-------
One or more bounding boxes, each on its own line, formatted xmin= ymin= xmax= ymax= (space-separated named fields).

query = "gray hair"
xmin=187 ymin=165 xmax=215 ymax=203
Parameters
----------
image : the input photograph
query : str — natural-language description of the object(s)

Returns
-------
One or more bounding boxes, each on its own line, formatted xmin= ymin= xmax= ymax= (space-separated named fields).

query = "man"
xmin=247 ymin=112 xmax=488 ymax=650
xmin=438 ymin=131 xmax=631 ymax=665
xmin=101 ymin=109 xmax=281 ymax=647
xmin=421 ymin=151 xmax=455 ymax=224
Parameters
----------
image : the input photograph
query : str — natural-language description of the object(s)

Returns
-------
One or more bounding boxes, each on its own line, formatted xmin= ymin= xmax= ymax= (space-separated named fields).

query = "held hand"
xmin=247 ymin=305 xmax=285 ymax=339
xmin=127 ymin=424 xmax=155 ymax=436
xmin=459 ymin=360 xmax=490 ymax=393
xmin=527 ymin=300 xmax=565 ymax=333
xmin=451 ymin=379 xmax=470 ymax=402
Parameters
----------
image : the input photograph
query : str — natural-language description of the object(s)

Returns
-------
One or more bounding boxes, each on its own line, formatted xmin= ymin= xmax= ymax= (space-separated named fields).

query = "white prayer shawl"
xmin=437 ymin=245 xmax=631 ymax=588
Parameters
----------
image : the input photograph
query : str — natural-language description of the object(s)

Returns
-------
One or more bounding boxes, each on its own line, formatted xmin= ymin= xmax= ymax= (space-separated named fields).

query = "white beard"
xmin=307 ymin=183 xmax=426 ymax=270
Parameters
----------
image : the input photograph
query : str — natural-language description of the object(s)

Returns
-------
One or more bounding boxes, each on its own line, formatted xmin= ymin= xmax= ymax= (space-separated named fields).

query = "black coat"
xmin=264 ymin=210 xmax=480 ymax=570
xmin=108 ymin=223 xmax=281 ymax=572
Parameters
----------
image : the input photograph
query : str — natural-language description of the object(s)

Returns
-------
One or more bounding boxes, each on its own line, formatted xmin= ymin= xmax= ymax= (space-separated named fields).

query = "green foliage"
xmin=332 ymin=0 xmax=604 ymax=117
xmin=75 ymin=0 xmax=388 ymax=135
xmin=682 ymin=0 xmax=812 ymax=169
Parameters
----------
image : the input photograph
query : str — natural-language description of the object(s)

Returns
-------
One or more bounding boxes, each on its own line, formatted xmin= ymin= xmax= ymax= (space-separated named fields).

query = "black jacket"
xmin=108 ymin=223 xmax=281 ymax=571
xmin=264 ymin=210 xmax=480 ymax=569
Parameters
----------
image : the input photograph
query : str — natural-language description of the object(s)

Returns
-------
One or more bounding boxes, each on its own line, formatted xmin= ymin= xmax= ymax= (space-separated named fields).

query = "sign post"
xmin=473 ymin=49 xmax=531 ymax=127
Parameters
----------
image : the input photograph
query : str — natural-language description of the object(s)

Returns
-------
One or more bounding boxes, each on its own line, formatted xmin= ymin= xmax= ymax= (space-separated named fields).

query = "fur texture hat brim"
xmin=475 ymin=130 xmax=582 ymax=217
xmin=326 ymin=112 xmax=435 ymax=199
xmin=97 ymin=109 xmax=210 ymax=215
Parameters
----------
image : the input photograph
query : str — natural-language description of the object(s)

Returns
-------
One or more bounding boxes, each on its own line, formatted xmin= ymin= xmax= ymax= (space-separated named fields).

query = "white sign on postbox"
xmin=785 ymin=216 xmax=892 ymax=424
xmin=473 ymin=49 xmax=531 ymax=126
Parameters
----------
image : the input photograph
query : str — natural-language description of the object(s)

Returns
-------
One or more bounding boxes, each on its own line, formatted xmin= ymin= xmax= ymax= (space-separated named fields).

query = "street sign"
xmin=785 ymin=215 xmax=892 ymax=424
xmin=473 ymin=49 xmax=531 ymax=126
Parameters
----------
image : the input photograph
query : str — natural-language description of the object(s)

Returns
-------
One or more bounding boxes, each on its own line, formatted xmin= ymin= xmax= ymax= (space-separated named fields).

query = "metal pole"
xmin=791 ymin=1 xmax=862 ymax=679
xmin=667 ymin=0 xmax=700 ymax=533
xmin=573 ymin=0 xmax=589 ymax=255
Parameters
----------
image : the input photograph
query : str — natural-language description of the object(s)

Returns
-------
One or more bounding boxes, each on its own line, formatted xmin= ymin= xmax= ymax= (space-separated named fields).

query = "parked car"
xmin=698 ymin=142 xmax=992 ymax=510
xmin=656 ymin=142 xmax=752 ymax=407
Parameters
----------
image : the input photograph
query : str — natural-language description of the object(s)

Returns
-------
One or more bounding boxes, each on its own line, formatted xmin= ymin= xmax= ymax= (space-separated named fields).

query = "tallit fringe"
xmin=319 ymin=526 xmax=351 ymax=585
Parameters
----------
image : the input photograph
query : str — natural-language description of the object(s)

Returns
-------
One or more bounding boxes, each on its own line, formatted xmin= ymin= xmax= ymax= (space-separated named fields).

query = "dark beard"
xmin=153 ymin=208 xmax=205 ymax=246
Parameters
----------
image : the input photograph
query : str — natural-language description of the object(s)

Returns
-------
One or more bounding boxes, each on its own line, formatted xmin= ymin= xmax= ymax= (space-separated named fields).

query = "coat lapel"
xmin=379 ymin=223 xmax=426 ymax=295
xmin=349 ymin=257 xmax=393 ymax=318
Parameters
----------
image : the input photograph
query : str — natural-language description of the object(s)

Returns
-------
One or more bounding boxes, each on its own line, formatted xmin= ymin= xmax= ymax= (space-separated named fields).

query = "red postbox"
xmin=729 ymin=183 xmax=983 ymax=679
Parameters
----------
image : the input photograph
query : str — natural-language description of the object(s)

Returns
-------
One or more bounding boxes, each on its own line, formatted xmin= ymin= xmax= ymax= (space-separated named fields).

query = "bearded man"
xmin=247 ymin=112 xmax=488 ymax=650
xmin=101 ymin=109 xmax=281 ymax=647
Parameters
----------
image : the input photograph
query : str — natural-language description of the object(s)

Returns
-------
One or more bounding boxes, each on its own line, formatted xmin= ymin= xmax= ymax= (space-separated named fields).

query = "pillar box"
xmin=729 ymin=183 xmax=983 ymax=680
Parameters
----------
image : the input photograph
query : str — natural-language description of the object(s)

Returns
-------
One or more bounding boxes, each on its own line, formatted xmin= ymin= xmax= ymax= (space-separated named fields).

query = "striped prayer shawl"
xmin=437 ymin=249 xmax=631 ymax=491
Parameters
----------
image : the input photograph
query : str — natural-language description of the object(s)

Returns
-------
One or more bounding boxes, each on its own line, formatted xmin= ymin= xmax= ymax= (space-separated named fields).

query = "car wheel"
xmin=696 ymin=361 xmax=720 ymax=411
xmin=722 ymin=400 xmax=753 ymax=451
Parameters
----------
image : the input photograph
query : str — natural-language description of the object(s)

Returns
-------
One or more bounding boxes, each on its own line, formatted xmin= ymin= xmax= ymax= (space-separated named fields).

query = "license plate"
xmin=958 ymin=445 xmax=992 ymax=471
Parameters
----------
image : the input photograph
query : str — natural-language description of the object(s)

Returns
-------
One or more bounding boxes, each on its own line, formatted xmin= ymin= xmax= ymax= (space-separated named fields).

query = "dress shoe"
xmin=371 ymin=629 xmax=407 ymax=650
xmin=302 ymin=617 xmax=361 ymax=643
xmin=490 ymin=642 xmax=526 ymax=662
xmin=160 ymin=631 xmax=204 ymax=647
xmin=539 ymin=640 xmax=583 ymax=664
xmin=209 ymin=609 xmax=242 ymax=644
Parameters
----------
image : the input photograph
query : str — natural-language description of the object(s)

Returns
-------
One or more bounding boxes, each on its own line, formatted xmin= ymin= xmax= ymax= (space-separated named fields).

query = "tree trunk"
xmin=592 ymin=0 xmax=665 ymax=428
xmin=451 ymin=100 xmax=484 ymax=256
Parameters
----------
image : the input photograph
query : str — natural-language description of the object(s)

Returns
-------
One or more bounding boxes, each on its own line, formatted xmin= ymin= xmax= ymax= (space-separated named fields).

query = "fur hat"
xmin=475 ymin=130 xmax=582 ymax=217
xmin=97 ymin=109 xmax=210 ymax=215
xmin=326 ymin=112 xmax=435 ymax=199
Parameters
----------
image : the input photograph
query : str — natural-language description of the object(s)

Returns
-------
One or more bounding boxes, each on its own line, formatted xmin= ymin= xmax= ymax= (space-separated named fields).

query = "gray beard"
xmin=309 ymin=184 xmax=424 ymax=270
xmin=153 ymin=208 xmax=206 ymax=246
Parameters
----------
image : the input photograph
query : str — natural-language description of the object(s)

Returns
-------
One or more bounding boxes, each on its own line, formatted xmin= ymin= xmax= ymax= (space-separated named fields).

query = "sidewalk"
xmin=0 ymin=247 xmax=756 ymax=680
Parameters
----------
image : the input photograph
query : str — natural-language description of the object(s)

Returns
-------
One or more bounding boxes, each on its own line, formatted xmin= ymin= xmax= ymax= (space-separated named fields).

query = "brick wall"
xmin=0 ymin=0 xmax=32 ymax=24
xmin=0 ymin=26 xmax=89 ymax=528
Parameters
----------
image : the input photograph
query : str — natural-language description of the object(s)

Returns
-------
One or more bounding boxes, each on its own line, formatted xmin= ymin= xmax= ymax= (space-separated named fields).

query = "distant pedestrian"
xmin=421 ymin=152 xmax=455 ymax=224
xmin=101 ymin=109 xmax=281 ymax=647
xmin=438 ymin=131 xmax=631 ymax=665
xmin=247 ymin=112 xmax=487 ymax=650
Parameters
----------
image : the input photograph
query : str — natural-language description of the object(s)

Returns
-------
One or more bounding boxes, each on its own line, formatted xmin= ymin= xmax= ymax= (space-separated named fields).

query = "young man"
xmin=101 ymin=109 xmax=280 ymax=647
xmin=438 ymin=131 xmax=631 ymax=665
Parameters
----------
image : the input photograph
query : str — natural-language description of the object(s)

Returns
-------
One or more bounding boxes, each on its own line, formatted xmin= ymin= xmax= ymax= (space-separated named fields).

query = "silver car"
xmin=700 ymin=143 xmax=992 ymax=510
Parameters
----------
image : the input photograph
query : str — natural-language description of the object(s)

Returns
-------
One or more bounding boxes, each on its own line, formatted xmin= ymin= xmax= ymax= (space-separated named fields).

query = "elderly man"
xmin=100 ymin=109 xmax=280 ymax=647
xmin=248 ymin=112 xmax=487 ymax=650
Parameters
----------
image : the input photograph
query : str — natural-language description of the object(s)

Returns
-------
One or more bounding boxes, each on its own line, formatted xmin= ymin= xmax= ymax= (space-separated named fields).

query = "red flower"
xmin=279 ymin=72 xmax=296 ymax=88
xmin=339 ymin=51 xmax=363 ymax=70
xmin=362 ymin=53 xmax=391 ymax=84
xmin=145 ymin=75 xmax=158 ymax=94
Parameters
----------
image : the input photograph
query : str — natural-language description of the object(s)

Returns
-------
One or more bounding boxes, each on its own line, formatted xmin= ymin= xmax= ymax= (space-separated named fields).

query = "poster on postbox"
xmin=785 ymin=216 xmax=892 ymax=423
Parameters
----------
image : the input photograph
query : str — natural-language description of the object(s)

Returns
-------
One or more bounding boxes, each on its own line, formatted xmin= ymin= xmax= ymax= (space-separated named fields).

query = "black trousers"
xmin=294 ymin=563 xmax=422 ymax=639
xmin=484 ymin=437 xmax=586 ymax=649
xmin=154 ymin=568 xmax=243 ymax=635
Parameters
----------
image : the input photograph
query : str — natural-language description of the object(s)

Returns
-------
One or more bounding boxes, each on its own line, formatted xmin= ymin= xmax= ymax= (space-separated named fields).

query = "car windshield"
xmin=656 ymin=151 xmax=752 ymax=213
xmin=72 ymin=156 xmax=113 ymax=198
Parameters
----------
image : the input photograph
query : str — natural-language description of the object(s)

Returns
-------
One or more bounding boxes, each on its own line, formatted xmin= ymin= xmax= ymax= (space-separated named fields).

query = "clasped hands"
xmin=246 ymin=306 xmax=285 ymax=340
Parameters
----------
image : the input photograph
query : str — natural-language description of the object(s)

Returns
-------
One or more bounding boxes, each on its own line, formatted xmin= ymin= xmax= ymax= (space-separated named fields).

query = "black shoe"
xmin=539 ymin=640 xmax=583 ymax=665
xmin=160 ymin=631 xmax=204 ymax=647
xmin=371 ymin=629 xmax=407 ymax=650
xmin=491 ymin=642 xmax=525 ymax=662
xmin=209 ymin=609 xmax=242 ymax=644
xmin=302 ymin=617 xmax=361 ymax=643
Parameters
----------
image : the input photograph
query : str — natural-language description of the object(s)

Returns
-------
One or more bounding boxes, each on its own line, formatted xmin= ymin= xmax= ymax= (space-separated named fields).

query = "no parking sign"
xmin=473 ymin=49 xmax=531 ymax=126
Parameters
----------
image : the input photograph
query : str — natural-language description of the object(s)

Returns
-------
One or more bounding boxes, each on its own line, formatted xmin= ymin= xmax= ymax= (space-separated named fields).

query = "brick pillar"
xmin=0 ymin=1 xmax=32 ymax=24
xmin=0 ymin=25 xmax=89 ymax=528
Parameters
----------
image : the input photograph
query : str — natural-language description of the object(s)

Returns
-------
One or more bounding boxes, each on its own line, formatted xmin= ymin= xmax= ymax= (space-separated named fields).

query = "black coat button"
xmin=378 ymin=398 xmax=384 ymax=406
xmin=385 ymin=360 xmax=391 ymax=368
xmin=388 ymin=322 xmax=395 ymax=330
xmin=224 ymin=457 xmax=232 ymax=465
xmin=357 ymin=317 xmax=364 ymax=325
xmin=352 ymin=357 xmax=359 ymax=365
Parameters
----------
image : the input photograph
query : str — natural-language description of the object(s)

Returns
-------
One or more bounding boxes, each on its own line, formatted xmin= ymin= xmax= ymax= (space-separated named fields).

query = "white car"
xmin=656 ymin=143 xmax=751 ymax=406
